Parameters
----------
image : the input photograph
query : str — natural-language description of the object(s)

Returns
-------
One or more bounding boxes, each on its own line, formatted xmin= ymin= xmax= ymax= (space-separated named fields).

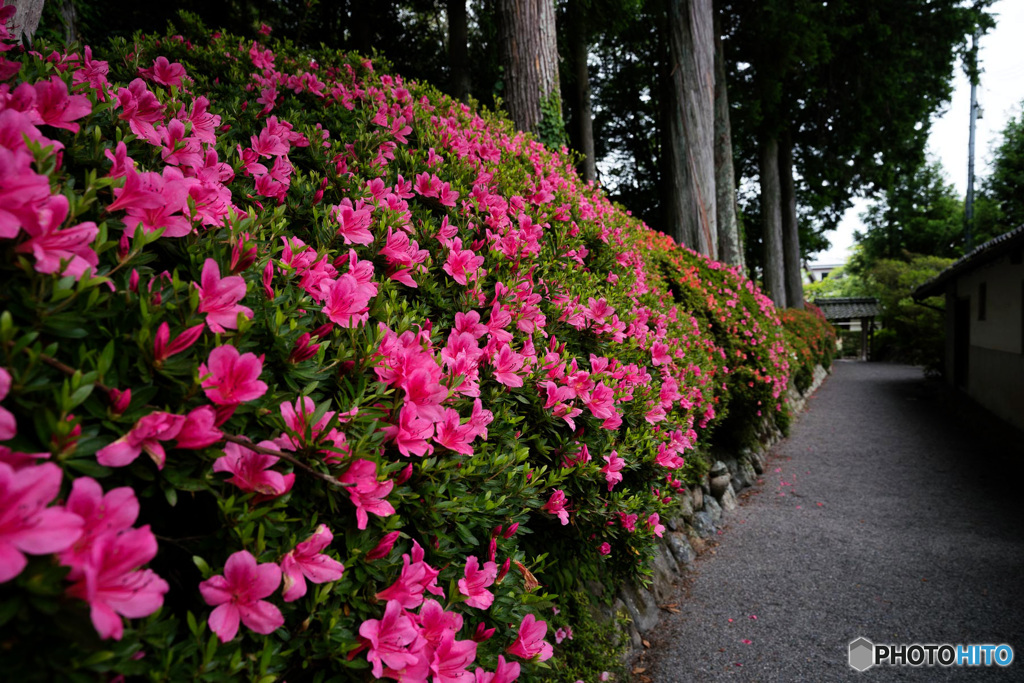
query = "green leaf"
xmin=0 ymin=595 xmax=22 ymax=628
xmin=192 ymin=556 xmax=212 ymax=578
xmin=97 ymin=341 xmax=115 ymax=376
xmin=65 ymin=459 xmax=113 ymax=479
xmin=68 ymin=384 xmax=95 ymax=410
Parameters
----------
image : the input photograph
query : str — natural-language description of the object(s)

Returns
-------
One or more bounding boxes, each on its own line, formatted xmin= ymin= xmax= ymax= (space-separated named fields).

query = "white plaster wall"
xmin=956 ymin=254 xmax=1024 ymax=354
xmin=968 ymin=346 xmax=1024 ymax=433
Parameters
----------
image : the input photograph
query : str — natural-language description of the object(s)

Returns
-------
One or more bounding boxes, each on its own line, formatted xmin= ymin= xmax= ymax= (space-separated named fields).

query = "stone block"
xmin=719 ymin=483 xmax=738 ymax=511
xmin=666 ymin=531 xmax=697 ymax=565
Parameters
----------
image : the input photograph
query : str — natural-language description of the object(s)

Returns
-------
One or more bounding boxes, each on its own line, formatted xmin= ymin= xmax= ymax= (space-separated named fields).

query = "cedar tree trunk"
xmin=567 ymin=0 xmax=596 ymax=182
xmin=7 ymin=0 xmax=45 ymax=45
xmin=665 ymin=0 xmax=716 ymax=257
xmin=60 ymin=0 xmax=78 ymax=45
xmin=499 ymin=0 xmax=562 ymax=136
xmin=779 ymin=131 xmax=804 ymax=309
xmin=712 ymin=4 xmax=742 ymax=267
xmin=448 ymin=0 xmax=471 ymax=102
xmin=759 ymin=133 xmax=786 ymax=309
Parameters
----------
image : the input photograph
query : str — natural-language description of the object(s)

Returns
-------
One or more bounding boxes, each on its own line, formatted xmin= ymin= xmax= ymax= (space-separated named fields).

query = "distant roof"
xmin=914 ymin=225 xmax=1024 ymax=299
xmin=813 ymin=297 xmax=881 ymax=320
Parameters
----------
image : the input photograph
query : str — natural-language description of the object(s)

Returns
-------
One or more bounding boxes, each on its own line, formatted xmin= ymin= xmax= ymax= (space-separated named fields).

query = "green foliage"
xmin=853 ymin=159 xmax=964 ymax=268
xmin=803 ymin=264 xmax=870 ymax=300
xmin=976 ymin=101 xmax=1024 ymax=240
xmin=546 ymin=591 xmax=629 ymax=682
xmin=537 ymin=89 xmax=567 ymax=150
xmin=865 ymin=256 xmax=951 ymax=370
xmin=779 ymin=304 xmax=836 ymax=394
xmin=730 ymin=0 xmax=992 ymax=276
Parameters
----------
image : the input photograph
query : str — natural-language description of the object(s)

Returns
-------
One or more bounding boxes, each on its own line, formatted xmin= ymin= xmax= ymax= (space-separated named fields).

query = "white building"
xmin=914 ymin=226 xmax=1024 ymax=433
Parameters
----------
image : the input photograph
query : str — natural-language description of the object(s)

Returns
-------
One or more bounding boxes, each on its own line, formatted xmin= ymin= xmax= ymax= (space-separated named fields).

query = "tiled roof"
xmin=813 ymin=297 xmax=881 ymax=320
xmin=914 ymin=225 xmax=1024 ymax=299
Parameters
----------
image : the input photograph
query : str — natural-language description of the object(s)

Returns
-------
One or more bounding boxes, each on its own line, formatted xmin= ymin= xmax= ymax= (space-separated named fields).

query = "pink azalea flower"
xmin=431 ymin=630 xmax=479 ymax=683
xmin=541 ymin=490 xmax=569 ymax=525
xmin=196 ymin=259 xmax=252 ymax=333
xmin=320 ymin=274 xmax=375 ymax=328
xmin=473 ymin=655 xmax=521 ymax=683
xmin=376 ymin=540 xmax=444 ymax=609
xmin=0 ymin=462 xmax=83 ymax=583
xmin=506 ymin=614 xmax=553 ymax=662
xmin=443 ymin=239 xmax=485 ymax=285
xmin=651 ymin=341 xmax=671 ymax=366
xmin=417 ymin=598 xmax=463 ymax=647
xmin=647 ymin=513 xmax=666 ymax=538
xmin=156 ymin=118 xmax=201 ymax=168
xmin=338 ymin=459 xmax=395 ymax=530
xmin=401 ymin=365 xmax=447 ymax=422
xmin=140 ymin=56 xmax=186 ymax=87
xmin=655 ymin=442 xmax=685 ymax=469
xmin=116 ymin=78 xmax=165 ymax=142
xmin=466 ymin=399 xmax=494 ymax=440
xmin=583 ymin=382 xmax=616 ymax=420
xmin=0 ymin=144 xmax=51 ymax=239
xmin=359 ymin=599 xmax=426 ymax=679
xmin=58 ymin=477 xmax=139 ymax=573
xmin=434 ymin=408 xmax=476 ymax=456
xmin=15 ymin=194 xmax=98 ymax=280
xmin=280 ymin=524 xmax=345 ymax=602
xmin=199 ymin=550 xmax=284 ymax=642
xmin=458 ymin=556 xmax=498 ymax=610
xmin=27 ymin=76 xmax=92 ymax=132
xmin=491 ymin=344 xmax=526 ymax=388
xmin=0 ymin=367 xmax=15 ymax=441
xmin=174 ymin=406 xmax=223 ymax=449
xmin=199 ymin=345 xmax=268 ymax=405
xmin=212 ymin=441 xmax=295 ymax=500
xmin=332 ymin=198 xmax=374 ymax=245
xmin=554 ymin=626 xmax=573 ymax=644
xmin=598 ymin=542 xmax=611 ymax=555
xmin=96 ymin=411 xmax=186 ymax=469
xmin=71 ymin=46 xmax=110 ymax=100
xmin=65 ymin=525 xmax=168 ymax=640
xmin=600 ymin=451 xmax=625 ymax=491
xmin=384 ymin=407 xmax=435 ymax=458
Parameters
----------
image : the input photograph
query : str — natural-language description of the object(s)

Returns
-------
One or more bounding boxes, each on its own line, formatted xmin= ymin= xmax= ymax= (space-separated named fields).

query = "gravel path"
xmin=640 ymin=361 xmax=1024 ymax=681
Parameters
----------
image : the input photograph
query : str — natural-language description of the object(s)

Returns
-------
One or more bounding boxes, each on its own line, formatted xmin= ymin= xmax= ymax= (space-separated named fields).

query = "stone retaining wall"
xmin=598 ymin=364 xmax=830 ymax=656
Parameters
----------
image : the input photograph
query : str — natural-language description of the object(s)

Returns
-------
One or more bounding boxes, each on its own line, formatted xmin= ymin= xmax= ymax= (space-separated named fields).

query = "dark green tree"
xmin=853 ymin=159 xmax=964 ymax=269
xmin=725 ymin=0 xmax=990 ymax=307
xmin=976 ymin=102 xmax=1024 ymax=240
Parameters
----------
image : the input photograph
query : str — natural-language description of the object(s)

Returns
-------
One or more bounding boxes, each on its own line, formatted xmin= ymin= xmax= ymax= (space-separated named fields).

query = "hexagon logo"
xmin=849 ymin=637 xmax=875 ymax=671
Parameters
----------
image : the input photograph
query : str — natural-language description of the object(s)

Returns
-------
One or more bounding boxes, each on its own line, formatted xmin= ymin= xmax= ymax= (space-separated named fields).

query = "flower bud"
xmin=365 ymin=531 xmax=400 ymax=561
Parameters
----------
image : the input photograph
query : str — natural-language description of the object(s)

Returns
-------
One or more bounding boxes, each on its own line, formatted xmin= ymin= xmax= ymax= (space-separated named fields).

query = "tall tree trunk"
xmin=499 ymin=0 xmax=562 ymax=138
xmin=759 ymin=134 xmax=786 ymax=309
xmin=448 ymin=0 xmax=471 ymax=102
xmin=7 ymin=0 xmax=45 ymax=46
xmin=567 ymin=0 xmax=596 ymax=182
xmin=665 ymin=0 xmax=716 ymax=257
xmin=779 ymin=131 xmax=804 ymax=309
xmin=712 ymin=3 xmax=742 ymax=267
xmin=60 ymin=0 xmax=79 ymax=46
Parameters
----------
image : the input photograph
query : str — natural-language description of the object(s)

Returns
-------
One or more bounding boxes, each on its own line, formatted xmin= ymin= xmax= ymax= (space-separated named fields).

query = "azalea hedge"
xmin=0 ymin=9 xmax=816 ymax=682
xmin=779 ymin=305 xmax=836 ymax=395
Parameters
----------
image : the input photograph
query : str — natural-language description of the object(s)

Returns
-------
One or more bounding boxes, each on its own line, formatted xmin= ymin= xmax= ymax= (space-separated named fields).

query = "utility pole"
xmin=965 ymin=30 xmax=980 ymax=252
